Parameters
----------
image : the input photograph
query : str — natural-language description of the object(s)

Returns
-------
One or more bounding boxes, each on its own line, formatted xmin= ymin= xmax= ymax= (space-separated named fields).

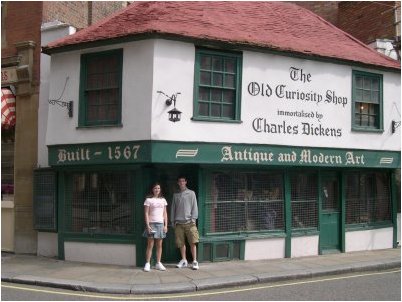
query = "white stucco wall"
xmin=46 ymin=40 xmax=154 ymax=147
xmin=39 ymin=22 xmax=76 ymax=167
xmin=291 ymin=235 xmax=319 ymax=258
xmin=64 ymin=242 xmax=136 ymax=266
xmin=244 ymin=238 xmax=285 ymax=260
xmin=345 ymin=228 xmax=393 ymax=252
xmin=46 ymin=39 xmax=401 ymax=153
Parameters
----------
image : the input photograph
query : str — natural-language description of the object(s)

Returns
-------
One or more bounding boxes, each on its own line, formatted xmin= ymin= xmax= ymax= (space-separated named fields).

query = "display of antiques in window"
xmin=65 ymin=171 xmax=135 ymax=235
xmin=205 ymin=171 xmax=284 ymax=234
xmin=345 ymin=171 xmax=391 ymax=225
xmin=290 ymin=172 xmax=318 ymax=229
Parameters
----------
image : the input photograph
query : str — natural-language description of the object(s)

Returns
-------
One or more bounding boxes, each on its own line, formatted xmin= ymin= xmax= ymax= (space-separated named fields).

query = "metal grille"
xmin=205 ymin=171 xmax=284 ymax=234
xmin=65 ymin=171 xmax=134 ymax=235
xmin=290 ymin=172 xmax=318 ymax=229
xmin=33 ymin=169 xmax=57 ymax=231
xmin=345 ymin=172 xmax=391 ymax=224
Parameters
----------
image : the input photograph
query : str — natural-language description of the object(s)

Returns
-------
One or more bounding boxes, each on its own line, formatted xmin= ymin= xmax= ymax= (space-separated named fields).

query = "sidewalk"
xmin=1 ymin=248 xmax=400 ymax=294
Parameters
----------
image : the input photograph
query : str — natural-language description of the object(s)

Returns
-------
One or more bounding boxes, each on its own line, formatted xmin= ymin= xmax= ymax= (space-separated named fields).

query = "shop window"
xmin=33 ymin=169 xmax=57 ymax=231
xmin=79 ymin=49 xmax=123 ymax=127
xmin=193 ymin=49 xmax=242 ymax=122
xmin=345 ymin=171 xmax=391 ymax=225
xmin=65 ymin=171 xmax=134 ymax=235
xmin=352 ymin=70 xmax=383 ymax=131
xmin=290 ymin=172 xmax=318 ymax=229
xmin=205 ymin=172 xmax=284 ymax=234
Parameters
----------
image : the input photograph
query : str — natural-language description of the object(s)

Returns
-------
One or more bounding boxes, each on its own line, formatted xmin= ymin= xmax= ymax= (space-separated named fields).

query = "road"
xmin=1 ymin=269 xmax=400 ymax=301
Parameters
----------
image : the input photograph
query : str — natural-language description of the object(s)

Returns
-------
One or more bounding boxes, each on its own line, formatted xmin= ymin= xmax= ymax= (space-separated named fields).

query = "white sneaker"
xmin=176 ymin=259 xmax=188 ymax=268
xmin=155 ymin=262 xmax=166 ymax=271
xmin=143 ymin=262 xmax=150 ymax=272
xmin=192 ymin=261 xmax=199 ymax=270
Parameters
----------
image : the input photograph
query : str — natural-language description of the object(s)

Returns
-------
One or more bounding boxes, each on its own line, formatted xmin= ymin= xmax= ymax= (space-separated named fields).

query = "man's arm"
xmin=191 ymin=191 xmax=198 ymax=221
xmin=170 ymin=194 xmax=176 ymax=226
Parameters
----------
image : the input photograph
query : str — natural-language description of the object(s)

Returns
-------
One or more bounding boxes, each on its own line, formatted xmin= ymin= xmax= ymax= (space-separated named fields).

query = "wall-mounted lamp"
xmin=157 ymin=90 xmax=182 ymax=122
xmin=48 ymin=77 xmax=73 ymax=118
xmin=392 ymin=120 xmax=401 ymax=133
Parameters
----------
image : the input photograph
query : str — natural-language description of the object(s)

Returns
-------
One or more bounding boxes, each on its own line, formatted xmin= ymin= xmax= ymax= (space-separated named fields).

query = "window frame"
xmin=78 ymin=49 xmax=123 ymax=127
xmin=351 ymin=70 xmax=383 ymax=132
xmin=193 ymin=48 xmax=242 ymax=122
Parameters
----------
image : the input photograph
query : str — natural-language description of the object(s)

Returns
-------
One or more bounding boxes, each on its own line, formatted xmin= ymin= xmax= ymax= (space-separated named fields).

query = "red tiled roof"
xmin=43 ymin=1 xmax=400 ymax=70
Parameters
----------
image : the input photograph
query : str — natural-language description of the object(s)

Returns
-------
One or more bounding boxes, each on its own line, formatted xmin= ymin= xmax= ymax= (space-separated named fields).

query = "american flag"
xmin=1 ymin=88 xmax=16 ymax=129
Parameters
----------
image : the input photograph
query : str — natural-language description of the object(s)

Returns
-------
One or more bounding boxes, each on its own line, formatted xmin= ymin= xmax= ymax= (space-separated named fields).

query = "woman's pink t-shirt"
xmin=144 ymin=197 xmax=167 ymax=223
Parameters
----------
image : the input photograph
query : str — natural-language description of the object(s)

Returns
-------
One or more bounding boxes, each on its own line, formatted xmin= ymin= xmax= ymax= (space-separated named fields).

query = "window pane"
xmin=355 ymin=89 xmax=363 ymax=102
xmin=212 ymin=73 xmax=223 ymax=86
xmin=291 ymin=173 xmax=318 ymax=229
xmin=212 ymin=57 xmax=223 ymax=71
xmin=224 ymin=74 xmax=235 ymax=88
xmin=355 ymin=76 xmax=363 ymax=88
xmin=223 ymin=90 xmax=234 ymax=103
xmin=211 ymin=89 xmax=222 ymax=102
xmin=225 ymin=58 xmax=235 ymax=73
xmin=371 ymin=78 xmax=379 ymax=90
xmin=363 ymin=90 xmax=371 ymax=102
xmin=211 ymin=103 xmax=221 ymax=116
xmin=200 ymin=71 xmax=211 ymax=85
xmin=199 ymin=87 xmax=210 ymax=101
xmin=198 ymin=102 xmax=209 ymax=116
xmin=222 ymin=104 xmax=233 ymax=118
xmin=371 ymin=91 xmax=379 ymax=103
xmin=363 ymin=78 xmax=371 ymax=89
xmin=200 ymin=55 xmax=212 ymax=70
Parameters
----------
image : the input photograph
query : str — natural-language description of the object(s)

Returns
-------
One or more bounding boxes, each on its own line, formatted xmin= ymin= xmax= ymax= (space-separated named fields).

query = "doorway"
xmin=319 ymin=172 xmax=341 ymax=253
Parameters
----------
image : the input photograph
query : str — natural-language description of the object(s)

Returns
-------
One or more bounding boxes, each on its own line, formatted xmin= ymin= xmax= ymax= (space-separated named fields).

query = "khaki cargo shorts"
xmin=174 ymin=223 xmax=199 ymax=248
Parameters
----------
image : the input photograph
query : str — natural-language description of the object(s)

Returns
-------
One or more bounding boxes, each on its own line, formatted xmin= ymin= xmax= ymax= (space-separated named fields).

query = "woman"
xmin=143 ymin=182 xmax=168 ymax=272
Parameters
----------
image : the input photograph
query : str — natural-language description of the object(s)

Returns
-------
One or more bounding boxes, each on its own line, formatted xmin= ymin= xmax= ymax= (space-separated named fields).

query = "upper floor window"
xmin=193 ymin=49 xmax=242 ymax=122
xmin=79 ymin=49 xmax=123 ymax=127
xmin=352 ymin=70 xmax=383 ymax=131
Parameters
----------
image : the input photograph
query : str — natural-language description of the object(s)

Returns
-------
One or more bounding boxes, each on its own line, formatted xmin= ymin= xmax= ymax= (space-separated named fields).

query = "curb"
xmin=2 ymin=260 xmax=400 ymax=295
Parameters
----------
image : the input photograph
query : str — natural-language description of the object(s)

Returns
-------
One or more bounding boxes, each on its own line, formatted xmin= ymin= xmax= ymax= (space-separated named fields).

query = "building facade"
xmin=40 ymin=2 xmax=400 ymax=266
xmin=1 ymin=1 xmax=129 ymax=254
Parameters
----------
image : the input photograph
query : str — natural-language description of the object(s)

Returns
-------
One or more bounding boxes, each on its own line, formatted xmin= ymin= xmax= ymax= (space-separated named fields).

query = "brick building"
xmin=1 ymin=1 xmax=129 ymax=254
xmin=295 ymin=1 xmax=401 ymax=59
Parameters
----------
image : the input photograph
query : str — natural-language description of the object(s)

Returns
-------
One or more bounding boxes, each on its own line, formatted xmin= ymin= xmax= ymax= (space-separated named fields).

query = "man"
xmin=171 ymin=176 xmax=199 ymax=270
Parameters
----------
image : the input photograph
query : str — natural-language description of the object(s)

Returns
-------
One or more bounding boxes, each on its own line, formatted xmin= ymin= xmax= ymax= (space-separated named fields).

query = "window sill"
xmin=351 ymin=127 xmax=384 ymax=133
xmin=76 ymin=124 xmax=123 ymax=129
xmin=191 ymin=117 xmax=242 ymax=124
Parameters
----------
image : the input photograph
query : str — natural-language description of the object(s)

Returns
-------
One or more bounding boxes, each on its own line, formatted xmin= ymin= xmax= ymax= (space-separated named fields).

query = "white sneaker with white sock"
xmin=143 ymin=262 xmax=150 ymax=272
xmin=176 ymin=259 xmax=188 ymax=268
xmin=155 ymin=262 xmax=166 ymax=271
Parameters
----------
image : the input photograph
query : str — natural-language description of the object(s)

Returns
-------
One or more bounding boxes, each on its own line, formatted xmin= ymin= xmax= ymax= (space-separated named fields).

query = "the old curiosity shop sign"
xmin=248 ymin=66 xmax=347 ymax=137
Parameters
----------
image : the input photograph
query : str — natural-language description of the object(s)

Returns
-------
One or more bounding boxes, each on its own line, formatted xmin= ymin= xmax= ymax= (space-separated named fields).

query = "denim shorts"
xmin=142 ymin=222 xmax=166 ymax=239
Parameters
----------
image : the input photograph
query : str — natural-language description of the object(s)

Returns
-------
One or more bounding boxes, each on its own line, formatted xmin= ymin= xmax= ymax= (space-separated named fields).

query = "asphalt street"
xmin=2 ymin=269 xmax=400 ymax=301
